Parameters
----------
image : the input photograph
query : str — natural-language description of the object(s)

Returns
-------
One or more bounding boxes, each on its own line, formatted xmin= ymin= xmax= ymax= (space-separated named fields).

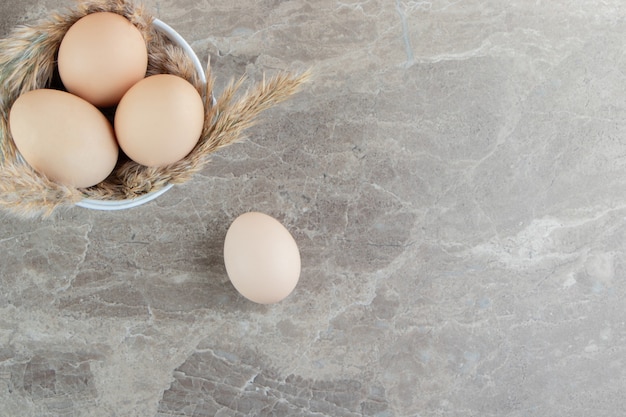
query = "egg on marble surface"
xmin=114 ymin=74 xmax=205 ymax=167
xmin=9 ymin=89 xmax=119 ymax=188
xmin=223 ymin=212 xmax=301 ymax=304
xmin=57 ymin=12 xmax=148 ymax=108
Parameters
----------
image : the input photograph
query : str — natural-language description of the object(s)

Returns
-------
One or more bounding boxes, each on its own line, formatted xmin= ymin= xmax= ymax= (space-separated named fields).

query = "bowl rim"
xmin=75 ymin=18 xmax=205 ymax=211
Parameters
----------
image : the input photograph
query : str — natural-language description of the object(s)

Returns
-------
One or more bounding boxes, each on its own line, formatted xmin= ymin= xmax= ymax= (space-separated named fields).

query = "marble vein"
xmin=395 ymin=0 xmax=415 ymax=67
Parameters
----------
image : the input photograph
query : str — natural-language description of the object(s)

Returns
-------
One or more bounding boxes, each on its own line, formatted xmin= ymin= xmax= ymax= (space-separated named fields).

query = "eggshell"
xmin=223 ymin=212 xmax=301 ymax=304
xmin=114 ymin=74 xmax=205 ymax=167
xmin=9 ymin=89 xmax=119 ymax=188
xmin=58 ymin=12 xmax=148 ymax=107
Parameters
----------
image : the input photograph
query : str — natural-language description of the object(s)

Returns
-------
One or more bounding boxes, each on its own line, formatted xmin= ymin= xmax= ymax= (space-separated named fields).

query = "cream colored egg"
xmin=58 ymin=12 xmax=148 ymax=107
xmin=114 ymin=74 xmax=205 ymax=167
xmin=9 ymin=89 xmax=119 ymax=188
xmin=223 ymin=212 xmax=301 ymax=304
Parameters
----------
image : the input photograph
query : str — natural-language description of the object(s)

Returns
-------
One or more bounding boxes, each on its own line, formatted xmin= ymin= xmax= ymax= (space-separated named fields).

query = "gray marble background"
xmin=2 ymin=0 xmax=626 ymax=416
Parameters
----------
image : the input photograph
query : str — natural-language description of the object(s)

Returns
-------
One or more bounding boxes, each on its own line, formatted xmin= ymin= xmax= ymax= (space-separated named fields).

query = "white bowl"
xmin=76 ymin=18 xmax=205 ymax=211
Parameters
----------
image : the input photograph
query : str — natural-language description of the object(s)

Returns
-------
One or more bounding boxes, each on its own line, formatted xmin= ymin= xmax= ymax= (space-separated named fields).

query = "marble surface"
xmin=2 ymin=0 xmax=626 ymax=416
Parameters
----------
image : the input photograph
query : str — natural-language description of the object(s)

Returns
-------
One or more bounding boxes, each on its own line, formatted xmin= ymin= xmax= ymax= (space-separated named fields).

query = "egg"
xmin=223 ymin=212 xmax=301 ymax=304
xmin=57 ymin=12 xmax=148 ymax=107
xmin=114 ymin=74 xmax=205 ymax=167
xmin=9 ymin=89 xmax=119 ymax=188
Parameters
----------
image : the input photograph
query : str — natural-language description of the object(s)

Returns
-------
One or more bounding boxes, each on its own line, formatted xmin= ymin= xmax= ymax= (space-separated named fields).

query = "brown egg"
xmin=114 ymin=74 xmax=205 ymax=167
xmin=223 ymin=212 xmax=301 ymax=304
xmin=57 ymin=12 xmax=148 ymax=108
xmin=9 ymin=89 xmax=119 ymax=188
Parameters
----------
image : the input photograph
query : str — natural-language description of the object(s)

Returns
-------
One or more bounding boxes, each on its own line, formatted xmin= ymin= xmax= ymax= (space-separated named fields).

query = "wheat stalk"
xmin=0 ymin=162 xmax=83 ymax=218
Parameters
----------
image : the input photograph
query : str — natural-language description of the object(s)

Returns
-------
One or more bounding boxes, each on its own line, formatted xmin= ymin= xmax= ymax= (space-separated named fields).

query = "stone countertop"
xmin=2 ymin=0 xmax=626 ymax=416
